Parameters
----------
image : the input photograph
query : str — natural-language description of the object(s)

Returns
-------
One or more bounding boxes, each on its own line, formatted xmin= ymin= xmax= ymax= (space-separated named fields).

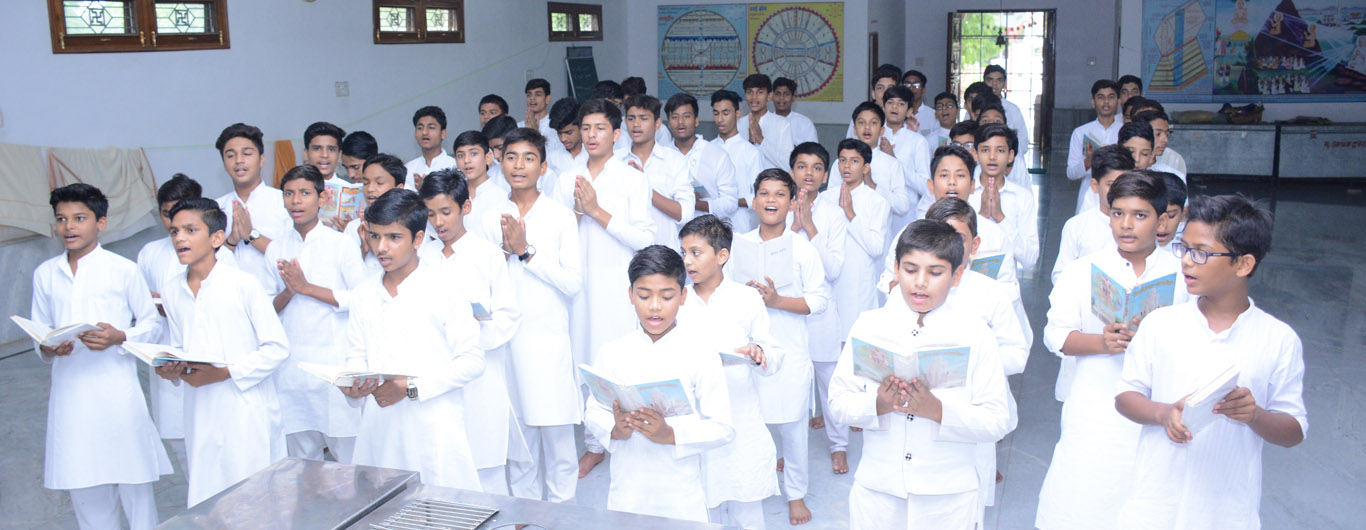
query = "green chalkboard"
xmin=565 ymin=46 xmax=599 ymax=103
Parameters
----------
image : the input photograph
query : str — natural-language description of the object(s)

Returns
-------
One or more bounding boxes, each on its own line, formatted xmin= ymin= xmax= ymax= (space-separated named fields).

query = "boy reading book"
xmin=1114 ymin=195 xmax=1306 ymax=529
xmin=340 ymin=189 xmax=484 ymax=490
xmin=972 ymin=124 xmax=1040 ymax=271
xmin=303 ymin=122 xmax=360 ymax=231
xmin=1068 ymin=80 xmax=1123 ymax=214
xmin=1036 ymin=171 xmax=1190 ymax=530
xmin=665 ymin=93 xmax=739 ymax=220
xmin=1053 ymin=145 xmax=1137 ymax=283
xmin=154 ymin=198 xmax=289 ymax=507
xmin=583 ymin=245 xmax=735 ymax=522
xmin=828 ymin=219 xmax=1012 ymax=530
xmin=214 ymin=123 xmax=293 ymax=291
xmin=618 ymin=94 xmax=694 ymax=248
xmin=677 ymin=214 xmax=782 ymax=530
xmin=33 ymin=183 xmax=170 ymax=529
xmin=405 ymin=106 xmax=455 ymax=191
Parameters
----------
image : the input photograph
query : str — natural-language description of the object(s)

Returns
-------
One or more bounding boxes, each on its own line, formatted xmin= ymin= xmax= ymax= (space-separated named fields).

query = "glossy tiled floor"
xmin=2 ymin=153 xmax=1363 ymax=529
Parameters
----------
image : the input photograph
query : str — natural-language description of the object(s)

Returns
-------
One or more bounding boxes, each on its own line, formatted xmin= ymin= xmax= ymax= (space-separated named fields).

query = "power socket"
xmin=335 ymin=81 xmax=350 ymax=97
xmin=526 ymin=69 xmax=534 ymax=83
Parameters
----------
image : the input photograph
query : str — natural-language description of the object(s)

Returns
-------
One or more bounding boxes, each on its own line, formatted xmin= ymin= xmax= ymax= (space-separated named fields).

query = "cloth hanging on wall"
xmin=48 ymin=146 xmax=158 ymax=242
xmin=0 ymin=143 xmax=53 ymax=243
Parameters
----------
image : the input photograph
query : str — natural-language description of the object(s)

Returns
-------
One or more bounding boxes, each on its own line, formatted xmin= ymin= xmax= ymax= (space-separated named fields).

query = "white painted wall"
xmin=870 ymin=0 xmax=906 ymax=71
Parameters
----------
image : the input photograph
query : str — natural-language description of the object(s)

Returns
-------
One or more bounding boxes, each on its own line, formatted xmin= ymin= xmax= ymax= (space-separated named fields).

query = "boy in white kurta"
xmin=618 ymin=94 xmax=694 ymax=249
xmin=848 ymin=103 xmax=913 ymax=238
xmin=405 ymin=106 xmax=455 ymax=190
xmin=419 ymin=167 xmax=527 ymax=494
xmin=1036 ymin=172 xmax=1190 ymax=530
xmin=484 ymin=129 xmax=585 ymax=503
xmin=341 ymin=189 xmax=485 ymax=490
xmin=1051 ymin=145 xmax=1136 ymax=284
xmin=155 ymin=198 xmax=289 ymax=508
xmin=971 ymin=124 xmax=1040 ymax=272
xmin=35 ymin=184 xmax=171 ymax=530
xmin=1114 ymin=195 xmax=1306 ymax=530
xmin=266 ymin=165 xmax=368 ymax=463
xmin=737 ymin=74 xmax=796 ymax=171
xmin=711 ymin=90 xmax=770 ymax=234
xmin=214 ymin=123 xmax=294 ymax=291
xmin=345 ymin=154 xmax=407 ymax=277
xmin=679 ymin=215 xmax=783 ymax=530
xmin=1066 ymin=81 xmax=1123 ymax=214
xmin=664 ymin=93 xmax=740 ymax=222
xmin=451 ymin=130 xmax=509 ymax=241
xmin=584 ymin=245 xmax=735 ymax=522
xmin=829 ymin=219 xmax=1012 ymax=530
xmin=881 ymin=85 xmax=934 ymax=231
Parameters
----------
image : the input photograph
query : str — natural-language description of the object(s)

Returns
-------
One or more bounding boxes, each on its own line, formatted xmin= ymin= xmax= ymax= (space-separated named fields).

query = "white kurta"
xmin=345 ymin=259 xmax=485 ymax=490
xmin=783 ymin=110 xmax=819 ymax=146
xmin=481 ymin=194 xmax=585 ymax=426
xmin=678 ymin=136 xmax=740 ymax=221
xmin=1155 ymin=147 xmax=1187 ymax=177
xmin=882 ymin=212 xmax=1019 ymax=289
xmin=1066 ymin=119 xmax=1123 ymax=214
xmin=548 ymin=148 xmax=589 ymax=184
xmin=616 ymin=144 xmax=695 ymax=249
xmin=464 ymin=179 xmax=510 ymax=245
xmin=518 ymin=115 xmax=564 ymax=153
xmin=712 ymin=134 xmax=769 ymax=234
xmin=680 ymin=280 xmax=785 ymax=507
xmin=914 ymin=103 xmax=937 ymax=139
xmin=1003 ymin=97 xmax=1031 ymax=162
xmin=884 ymin=124 xmax=933 ymax=212
xmin=550 ymin=156 xmax=655 ymax=368
xmin=405 ymin=150 xmax=455 ymax=190
xmin=1036 ymin=247 xmax=1190 ymax=530
xmin=162 ymin=261 xmax=289 ymax=507
xmin=31 ymin=246 xmax=171 ymax=490
xmin=218 ymin=184 xmax=294 ymax=291
xmin=969 ymin=180 xmax=1040 ymax=271
xmin=583 ymin=322 xmax=735 ymax=522
xmin=1052 ymin=207 xmax=1115 ymax=283
xmin=419 ymin=234 xmax=527 ymax=470
xmin=737 ymin=111 xmax=795 ymax=170
xmin=790 ymin=193 xmax=848 ymax=364
xmin=1116 ymin=301 xmax=1307 ymax=530
xmin=265 ymin=225 xmax=367 ymax=438
xmin=833 ymin=185 xmax=890 ymax=340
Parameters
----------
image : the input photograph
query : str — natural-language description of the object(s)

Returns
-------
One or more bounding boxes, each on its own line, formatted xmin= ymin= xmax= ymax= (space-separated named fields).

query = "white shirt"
xmin=865 ymin=149 xmax=912 ymax=221
xmin=676 ymin=135 xmax=740 ymax=220
xmin=342 ymin=217 xmax=384 ymax=279
xmin=1067 ymin=119 xmax=1123 ymax=214
xmin=162 ymin=261 xmax=289 ymax=507
xmin=712 ymin=133 xmax=769 ymax=233
xmin=832 ymin=184 xmax=890 ymax=340
xmin=1156 ymin=147 xmax=1187 ymax=177
xmin=828 ymin=301 xmax=1011 ymax=497
xmin=1002 ymin=98 xmax=1031 ymax=161
xmin=31 ymin=246 xmax=171 ymax=490
xmin=790 ymin=192 xmax=849 ymax=362
xmin=969 ymin=180 xmax=1040 ymax=271
xmin=548 ymin=147 xmax=589 ymax=182
xmin=1116 ymin=301 xmax=1307 ymax=530
xmin=583 ymin=321 xmax=735 ymax=522
xmin=464 ymin=179 xmax=509 ymax=244
xmin=518 ymin=115 xmax=564 ymax=153
xmin=405 ymin=149 xmax=455 ymax=190
xmin=345 ymin=259 xmax=484 ymax=491
xmin=885 ymin=124 xmax=933 ymax=204
xmin=782 ymin=110 xmax=819 ymax=145
xmin=885 ymin=211 xmax=1018 ymax=288
xmin=1052 ymin=207 xmax=1115 ymax=283
xmin=736 ymin=110 xmax=795 ymax=170
xmin=615 ymin=143 xmax=695 ymax=249
xmin=218 ymin=183 xmax=294 ymax=291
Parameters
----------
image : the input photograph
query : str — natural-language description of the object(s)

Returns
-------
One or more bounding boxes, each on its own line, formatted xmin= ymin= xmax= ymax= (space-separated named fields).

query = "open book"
xmin=1083 ymin=132 xmax=1108 ymax=153
xmin=719 ymin=351 xmax=759 ymax=366
xmin=1091 ymin=265 xmax=1176 ymax=325
xmin=730 ymin=233 xmax=796 ymax=288
xmin=1181 ymin=365 xmax=1240 ymax=434
xmin=692 ymin=184 xmax=710 ymax=199
xmin=297 ymin=361 xmax=410 ymax=387
xmin=10 ymin=316 xmax=101 ymax=348
xmin=578 ymin=363 xmax=695 ymax=417
xmin=321 ymin=180 xmax=364 ymax=223
xmin=123 ymin=342 xmax=229 ymax=367
xmin=969 ymin=251 xmax=1007 ymax=279
xmin=851 ymin=337 xmax=971 ymax=389
xmin=471 ymin=302 xmax=492 ymax=322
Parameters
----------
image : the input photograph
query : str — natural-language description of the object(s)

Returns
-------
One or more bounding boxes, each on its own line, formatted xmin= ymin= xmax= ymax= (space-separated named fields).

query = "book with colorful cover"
xmin=321 ymin=179 xmax=363 ymax=223
xmin=1083 ymin=132 xmax=1107 ymax=153
xmin=969 ymin=251 xmax=1006 ymax=279
xmin=578 ymin=363 xmax=695 ymax=417
xmin=1181 ymin=364 xmax=1240 ymax=434
xmin=1090 ymin=264 xmax=1176 ymax=325
xmin=729 ymin=233 xmax=796 ymax=288
xmin=123 ymin=342 xmax=230 ymax=367
xmin=9 ymin=315 xmax=100 ymax=348
xmin=471 ymin=302 xmax=492 ymax=321
xmin=692 ymin=184 xmax=710 ymax=199
xmin=850 ymin=337 xmax=970 ymax=389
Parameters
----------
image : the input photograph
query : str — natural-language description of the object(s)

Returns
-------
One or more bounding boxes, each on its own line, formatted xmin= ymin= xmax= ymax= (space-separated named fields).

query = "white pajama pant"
xmin=68 ymin=482 xmax=158 ymax=530
xmin=812 ymin=360 xmax=849 ymax=452
xmin=849 ymin=482 xmax=981 ymax=530
xmin=477 ymin=465 xmax=509 ymax=495
xmin=508 ymin=424 xmax=578 ymax=503
xmin=708 ymin=499 xmax=766 ymax=530
xmin=286 ymin=431 xmax=356 ymax=464
xmin=769 ymin=419 xmax=808 ymax=500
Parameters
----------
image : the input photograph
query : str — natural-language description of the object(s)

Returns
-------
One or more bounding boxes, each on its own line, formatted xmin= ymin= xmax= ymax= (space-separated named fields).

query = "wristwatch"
xmin=243 ymin=228 xmax=261 ymax=245
xmin=518 ymin=244 xmax=537 ymax=262
xmin=405 ymin=378 xmax=419 ymax=401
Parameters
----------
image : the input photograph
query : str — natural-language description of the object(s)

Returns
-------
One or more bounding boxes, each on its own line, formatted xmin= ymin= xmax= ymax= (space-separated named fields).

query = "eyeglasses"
xmin=1172 ymin=242 xmax=1239 ymax=264
xmin=935 ymin=103 xmax=958 ymax=110
xmin=951 ymin=141 xmax=975 ymax=150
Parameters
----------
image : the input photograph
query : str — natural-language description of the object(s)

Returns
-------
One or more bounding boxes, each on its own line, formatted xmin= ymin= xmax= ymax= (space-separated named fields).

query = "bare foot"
xmin=578 ymin=451 xmax=604 ymax=478
xmin=831 ymin=451 xmax=849 ymax=474
xmin=788 ymin=499 xmax=812 ymax=525
xmin=776 ymin=457 xmax=785 ymax=472
xmin=997 ymin=470 xmax=1004 ymax=483
xmin=809 ymin=416 xmax=825 ymax=429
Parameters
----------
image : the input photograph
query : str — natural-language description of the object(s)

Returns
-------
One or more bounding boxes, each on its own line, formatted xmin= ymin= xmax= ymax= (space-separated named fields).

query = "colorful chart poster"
xmin=658 ymin=4 xmax=749 ymax=101
xmin=748 ymin=2 xmax=844 ymax=101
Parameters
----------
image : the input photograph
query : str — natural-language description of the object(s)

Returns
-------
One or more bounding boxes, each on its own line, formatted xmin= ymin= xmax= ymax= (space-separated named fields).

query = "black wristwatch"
xmin=518 ymin=244 xmax=537 ymax=262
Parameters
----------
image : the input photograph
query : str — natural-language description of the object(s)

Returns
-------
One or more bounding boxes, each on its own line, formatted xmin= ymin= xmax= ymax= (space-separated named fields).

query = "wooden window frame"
xmin=548 ymin=2 xmax=602 ymax=42
xmin=47 ymin=0 xmax=230 ymax=54
xmin=373 ymin=0 xmax=465 ymax=44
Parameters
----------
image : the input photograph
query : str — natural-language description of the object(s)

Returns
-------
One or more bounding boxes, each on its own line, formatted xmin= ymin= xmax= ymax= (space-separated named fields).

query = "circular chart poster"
xmin=749 ymin=2 xmax=844 ymax=101
xmin=658 ymin=5 xmax=749 ymax=100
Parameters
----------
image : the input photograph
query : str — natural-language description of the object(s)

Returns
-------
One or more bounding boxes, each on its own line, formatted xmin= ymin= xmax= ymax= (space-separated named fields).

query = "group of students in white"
xmin=29 ymin=64 xmax=1306 ymax=530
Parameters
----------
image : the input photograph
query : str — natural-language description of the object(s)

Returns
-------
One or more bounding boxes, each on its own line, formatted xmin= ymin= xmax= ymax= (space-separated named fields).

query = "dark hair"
xmin=1184 ymin=194 xmax=1272 ymax=275
xmin=412 ymin=106 xmax=448 ymax=129
xmin=1133 ymin=99 xmax=1165 ymax=115
xmin=1154 ymin=171 xmax=1186 ymax=209
xmin=341 ymin=131 xmax=379 ymax=159
xmin=974 ymin=123 xmax=1019 ymax=154
xmin=933 ymin=91 xmax=957 ymax=106
xmin=50 ymin=183 xmax=109 ymax=219
xmin=1134 ymin=110 xmax=1170 ymax=126
xmin=1117 ymin=74 xmax=1143 ymax=91
xmin=621 ymin=76 xmax=647 ymax=97
xmin=591 ymin=80 xmax=624 ymax=101
xmin=1107 ymin=170 xmax=1168 ymax=213
xmin=624 ymin=94 xmax=662 ymax=119
xmin=363 ymin=153 xmax=408 ymax=184
xmin=279 ymin=164 xmax=325 ymax=194
xmin=837 ymin=138 xmax=873 ymax=165
xmin=983 ymin=64 xmax=1007 ymax=78
xmin=1091 ymin=79 xmax=1121 ymax=97
xmin=578 ymin=98 xmax=622 ymax=130
xmin=679 ymin=214 xmax=733 ymax=252
xmin=1090 ymin=144 xmax=1137 ymax=181
xmin=851 ymin=100 xmax=885 ymax=125
xmin=364 ymin=189 xmax=428 ymax=238
xmin=419 ymin=167 xmax=470 ymax=208
xmin=503 ymin=127 xmax=548 ymax=162
xmin=925 ymin=197 xmax=979 ymax=237
xmin=973 ymin=97 xmax=1007 ymax=124
xmin=482 ymin=115 xmax=518 ymax=141
xmin=1118 ymin=121 xmax=1155 ymax=145
xmin=168 ymin=197 xmax=227 ymax=235
xmin=882 ymin=85 xmax=915 ymax=106
xmin=742 ymin=73 xmax=773 ymax=92
xmin=931 ymin=144 xmax=977 ymax=176
xmin=452 ymin=130 xmax=491 ymax=153
xmin=479 ymin=94 xmax=510 ymax=114
xmin=548 ymin=97 xmax=582 ymax=131
xmin=215 ymin=123 xmax=264 ymax=154
xmin=903 ymin=69 xmax=927 ymax=86
xmin=949 ymin=120 xmax=979 ymax=139
xmin=963 ymin=82 xmax=992 ymax=105
xmin=157 ymin=174 xmax=203 ymax=205
xmin=772 ymin=77 xmax=798 ymax=93
xmin=1122 ymin=96 xmax=1149 ymax=118
xmin=304 ymin=121 xmax=345 ymax=149
xmin=525 ymin=78 xmax=551 ymax=95
xmin=627 ymin=244 xmax=687 ymax=288
xmin=664 ymin=93 xmax=698 ymax=117
xmin=753 ymin=168 xmax=797 ymax=197
xmin=710 ymin=90 xmax=743 ymax=111
xmin=789 ymin=141 xmax=830 ymax=170
xmin=894 ymin=219 xmax=964 ymax=269
xmin=871 ymin=64 xmax=902 ymax=89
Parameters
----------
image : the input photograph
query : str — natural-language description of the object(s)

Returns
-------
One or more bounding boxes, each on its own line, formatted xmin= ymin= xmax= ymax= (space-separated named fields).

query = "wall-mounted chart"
xmin=658 ymin=5 xmax=749 ymax=100
xmin=749 ymin=3 xmax=843 ymax=101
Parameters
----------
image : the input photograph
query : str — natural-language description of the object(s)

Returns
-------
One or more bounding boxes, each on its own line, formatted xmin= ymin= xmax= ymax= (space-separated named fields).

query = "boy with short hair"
xmin=738 ymin=73 xmax=796 ymax=170
xmin=1136 ymin=110 xmax=1187 ymax=178
xmin=482 ymin=114 xmax=519 ymax=185
xmin=621 ymin=76 xmax=647 ymax=98
xmin=341 ymin=189 xmax=484 ymax=491
xmin=845 ymin=65 xmax=902 ymax=137
xmin=984 ymin=64 xmax=1031 ymax=163
xmin=771 ymin=77 xmax=818 ymax=145
xmin=901 ymin=69 xmax=936 ymax=135
xmin=666 ymin=92 xmax=739 ymax=221
xmin=1078 ymin=122 xmax=1155 ymax=227
xmin=547 ymin=97 xmax=586 ymax=177
xmin=406 ymin=105 xmax=456 ymax=191
xmin=926 ymin=92 xmax=960 ymax=145
xmin=618 ymin=94 xmax=695 ymax=249
xmin=520 ymin=78 xmax=563 ymax=153
xmin=347 ymin=154 xmax=408 ymax=276
xmin=156 ymin=198 xmax=289 ymax=507
xmin=1117 ymin=74 xmax=1143 ymax=106
xmin=1037 ymin=172 xmax=1190 ymax=530
xmin=972 ymin=124 xmax=1040 ymax=272
xmin=1153 ymin=171 xmax=1187 ymax=250
xmin=1068 ymin=80 xmax=1124 ymax=213
xmin=962 ymin=82 xmax=993 ymax=118
xmin=1052 ymin=145 xmax=1137 ymax=283
xmin=881 ymin=86 xmax=933 ymax=231
xmin=849 ymin=101 xmax=913 ymax=230
xmin=1114 ymin=195 xmax=1305 ymax=530
xmin=583 ymin=245 xmax=735 ymax=522
xmin=828 ymin=219 xmax=1012 ymax=530
xmin=711 ymin=89 xmax=769 ymax=233
xmin=214 ymin=123 xmax=294 ymax=291
xmin=901 ymin=145 xmax=1018 ymax=286
xmin=35 ymin=183 xmax=170 ymax=529
xmin=451 ymin=130 xmax=506 ymax=236
xmin=340 ymin=130 xmax=379 ymax=180
xmin=1121 ymin=96 xmax=1149 ymax=124
xmin=305 ymin=121 xmax=362 ymax=232
xmin=479 ymin=94 xmax=509 ymax=127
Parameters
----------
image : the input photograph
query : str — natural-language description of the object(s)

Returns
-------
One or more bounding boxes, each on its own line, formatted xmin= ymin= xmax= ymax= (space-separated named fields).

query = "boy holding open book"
xmin=1114 ymin=195 xmax=1306 ymax=529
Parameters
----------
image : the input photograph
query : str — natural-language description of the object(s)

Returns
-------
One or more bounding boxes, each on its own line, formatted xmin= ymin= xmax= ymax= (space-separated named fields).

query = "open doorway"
xmin=947 ymin=10 xmax=1056 ymax=169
